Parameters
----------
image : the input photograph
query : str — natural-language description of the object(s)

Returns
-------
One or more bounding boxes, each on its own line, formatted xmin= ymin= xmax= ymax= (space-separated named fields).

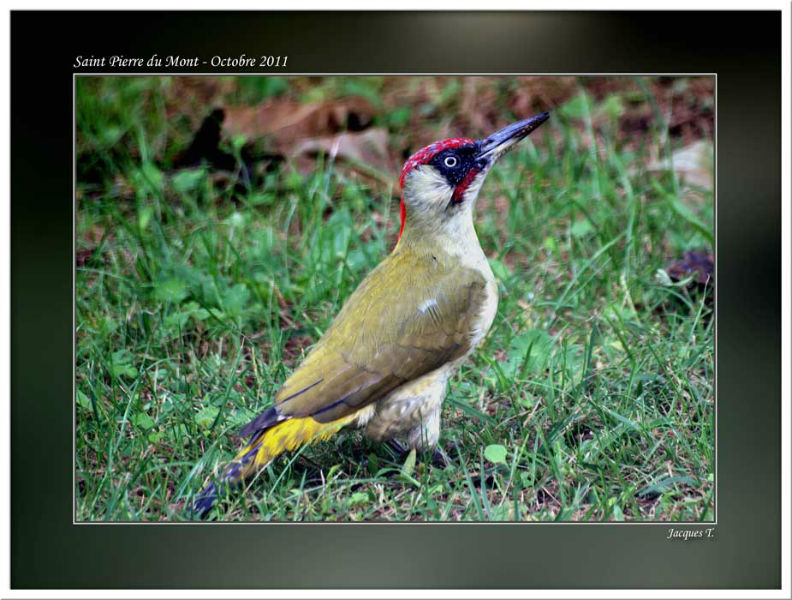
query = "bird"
xmin=192 ymin=111 xmax=550 ymax=517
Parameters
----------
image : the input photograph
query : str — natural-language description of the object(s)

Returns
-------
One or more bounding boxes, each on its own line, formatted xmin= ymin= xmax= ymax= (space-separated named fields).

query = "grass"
xmin=75 ymin=76 xmax=714 ymax=521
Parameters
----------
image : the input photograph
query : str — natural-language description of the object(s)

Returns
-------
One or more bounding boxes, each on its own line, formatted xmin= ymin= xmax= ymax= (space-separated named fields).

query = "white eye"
xmin=443 ymin=156 xmax=458 ymax=168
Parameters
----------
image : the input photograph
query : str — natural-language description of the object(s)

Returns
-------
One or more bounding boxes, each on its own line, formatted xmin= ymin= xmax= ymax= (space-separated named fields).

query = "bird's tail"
xmin=191 ymin=409 xmax=355 ymax=518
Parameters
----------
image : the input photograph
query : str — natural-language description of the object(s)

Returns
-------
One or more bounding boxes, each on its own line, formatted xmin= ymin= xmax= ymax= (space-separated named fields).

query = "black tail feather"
xmin=191 ymin=482 xmax=218 ymax=519
xmin=189 ymin=439 xmax=264 ymax=519
xmin=238 ymin=406 xmax=282 ymax=438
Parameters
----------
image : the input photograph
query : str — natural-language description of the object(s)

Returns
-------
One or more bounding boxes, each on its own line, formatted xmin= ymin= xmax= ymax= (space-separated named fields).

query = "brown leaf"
xmin=76 ymin=248 xmax=94 ymax=267
xmin=509 ymin=76 xmax=577 ymax=119
xmin=665 ymin=250 xmax=713 ymax=285
xmin=291 ymin=128 xmax=393 ymax=174
xmin=221 ymin=97 xmax=377 ymax=152
xmin=647 ymin=140 xmax=713 ymax=190
xmin=163 ymin=77 xmax=235 ymax=120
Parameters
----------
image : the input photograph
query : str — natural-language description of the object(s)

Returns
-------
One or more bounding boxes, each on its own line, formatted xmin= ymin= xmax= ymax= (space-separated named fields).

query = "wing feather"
xmin=265 ymin=248 xmax=490 ymax=424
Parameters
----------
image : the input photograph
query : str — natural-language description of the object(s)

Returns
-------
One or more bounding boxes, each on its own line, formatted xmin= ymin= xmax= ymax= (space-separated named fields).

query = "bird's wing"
xmin=261 ymin=249 xmax=491 ymax=424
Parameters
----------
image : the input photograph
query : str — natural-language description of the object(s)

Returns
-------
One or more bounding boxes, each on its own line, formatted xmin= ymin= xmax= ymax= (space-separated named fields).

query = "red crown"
xmin=399 ymin=137 xmax=474 ymax=188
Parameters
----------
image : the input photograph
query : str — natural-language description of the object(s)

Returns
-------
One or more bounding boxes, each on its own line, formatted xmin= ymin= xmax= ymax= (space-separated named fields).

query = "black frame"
xmin=11 ymin=11 xmax=781 ymax=589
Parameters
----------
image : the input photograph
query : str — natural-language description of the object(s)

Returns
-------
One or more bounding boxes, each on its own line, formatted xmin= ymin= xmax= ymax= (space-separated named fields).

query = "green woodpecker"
xmin=193 ymin=112 xmax=550 ymax=516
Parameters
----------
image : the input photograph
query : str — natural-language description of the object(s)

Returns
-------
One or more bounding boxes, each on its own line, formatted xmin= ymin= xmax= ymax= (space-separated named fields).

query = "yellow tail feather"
xmin=192 ymin=413 xmax=355 ymax=517
xmin=234 ymin=414 xmax=356 ymax=477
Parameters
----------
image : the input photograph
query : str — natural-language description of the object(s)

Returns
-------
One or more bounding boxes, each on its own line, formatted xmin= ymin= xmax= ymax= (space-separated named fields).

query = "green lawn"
xmin=75 ymin=76 xmax=714 ymax=521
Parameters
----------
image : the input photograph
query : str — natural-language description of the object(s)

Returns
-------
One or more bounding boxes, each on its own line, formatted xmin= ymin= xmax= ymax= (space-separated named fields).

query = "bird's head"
xmin=397 ymin=112 xmax=549 ymax=242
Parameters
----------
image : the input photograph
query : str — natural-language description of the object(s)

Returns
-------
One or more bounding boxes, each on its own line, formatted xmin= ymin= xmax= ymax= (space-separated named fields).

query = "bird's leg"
xmin=425 ymin=447 xmax=448 ymax=468
xmin=405 ymin=404 xmax=441 ymax=450
xmin=386 ymin=438 xmax=446 ymax=468
xmin=387 ymin=439 xmax=409 ymax=456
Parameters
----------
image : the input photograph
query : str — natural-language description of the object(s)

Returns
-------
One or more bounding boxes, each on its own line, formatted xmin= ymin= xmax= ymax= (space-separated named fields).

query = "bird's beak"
xmin=476 ymin=112 xmax=550 ymax=165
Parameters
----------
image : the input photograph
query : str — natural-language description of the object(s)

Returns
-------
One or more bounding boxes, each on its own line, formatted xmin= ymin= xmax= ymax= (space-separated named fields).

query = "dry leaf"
xmin=221 ymin=98 xmax=376 ymax=152
xmin=647 ymin=140 xmax=713 ymax=190
xmin=291 ymin=128 xmax=391 ymax=173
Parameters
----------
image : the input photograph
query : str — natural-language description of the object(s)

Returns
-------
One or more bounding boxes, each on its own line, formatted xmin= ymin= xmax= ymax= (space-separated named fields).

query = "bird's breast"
xmin=468 ymin=277 xmax=498 ymax=351
xmin=451 ymin=246 xmax=498 ymax=352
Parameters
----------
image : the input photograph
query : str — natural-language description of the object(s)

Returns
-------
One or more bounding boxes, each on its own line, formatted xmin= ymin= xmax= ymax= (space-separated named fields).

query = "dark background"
xmin=12 ymin=11 xmax=780 ymax=588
